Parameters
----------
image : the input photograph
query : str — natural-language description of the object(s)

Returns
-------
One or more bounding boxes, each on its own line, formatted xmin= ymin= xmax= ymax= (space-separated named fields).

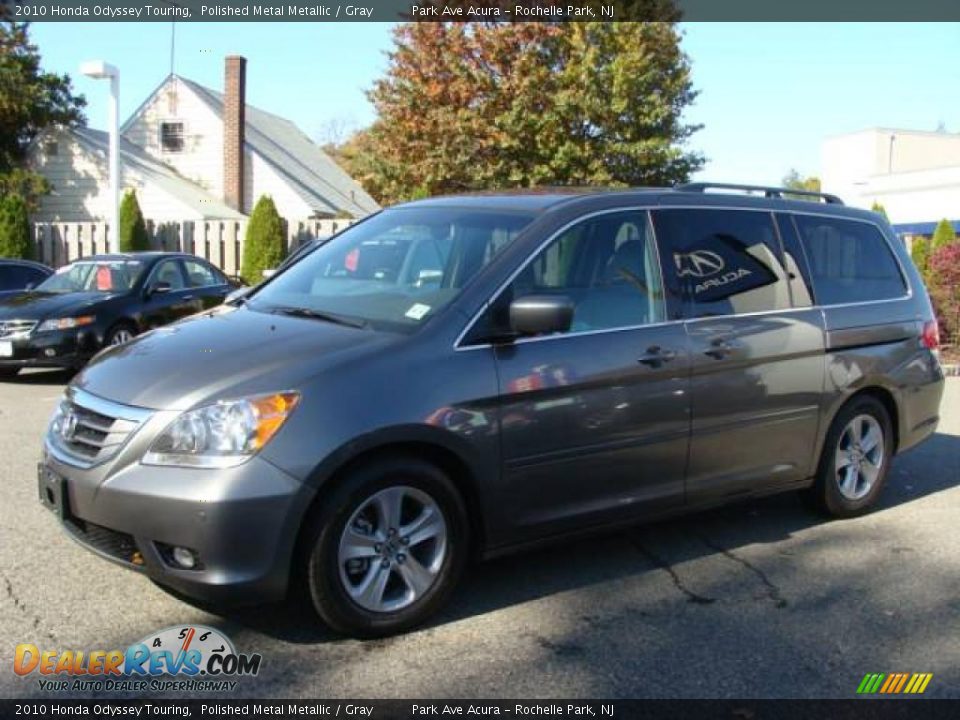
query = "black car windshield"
xmin=247 ymin=207 xmax=535 ymax=329
xmin=36 ymin=260 xmax=145 ymax=293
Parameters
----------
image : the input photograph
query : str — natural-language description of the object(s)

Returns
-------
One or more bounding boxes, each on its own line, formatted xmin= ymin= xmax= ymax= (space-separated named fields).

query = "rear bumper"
xmin=38 ymin=445 xmax=315 ymax=606
xmin=896 ymin=351 xmax=945 ymax=454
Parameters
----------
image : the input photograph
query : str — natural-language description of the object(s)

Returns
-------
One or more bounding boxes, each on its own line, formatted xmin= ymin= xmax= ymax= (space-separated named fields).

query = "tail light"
xmin=921 ymin=319 xmax=940 ymax=351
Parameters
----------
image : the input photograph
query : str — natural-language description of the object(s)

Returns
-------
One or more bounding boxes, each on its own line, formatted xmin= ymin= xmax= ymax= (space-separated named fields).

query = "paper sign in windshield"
xmin=405 ymin=303 xmax=432 ymax=321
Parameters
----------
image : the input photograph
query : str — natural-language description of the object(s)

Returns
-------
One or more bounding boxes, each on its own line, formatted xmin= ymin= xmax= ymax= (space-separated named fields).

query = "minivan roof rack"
xmin=676 ymin=182 xmax=844 ymax=205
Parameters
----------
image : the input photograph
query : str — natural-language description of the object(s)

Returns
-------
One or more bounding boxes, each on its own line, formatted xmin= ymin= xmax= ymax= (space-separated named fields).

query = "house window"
xmin=44 ymin=141 xmax=59 ymax=157
xmin=160 ymin=122 xmax=185 ymax=153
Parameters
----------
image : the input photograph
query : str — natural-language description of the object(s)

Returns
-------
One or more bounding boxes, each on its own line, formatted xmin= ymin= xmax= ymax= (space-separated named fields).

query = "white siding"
xmin=29 ymin=130 xmax=201 ymax=223
xmin=123 ymin=77 xmax=225 ymax=199
xmin=246 ymin=150 xmax=313 ymax=220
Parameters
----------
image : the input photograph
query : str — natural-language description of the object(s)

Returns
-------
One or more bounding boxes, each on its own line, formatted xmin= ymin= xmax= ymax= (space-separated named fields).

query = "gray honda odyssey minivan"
xmin=39 ymin=184 xmax=945 ymax=637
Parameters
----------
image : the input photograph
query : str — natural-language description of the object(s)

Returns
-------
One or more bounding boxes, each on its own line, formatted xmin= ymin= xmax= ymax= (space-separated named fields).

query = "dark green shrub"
xmin=118 ymin=189 xmax=150 ymax=252
xmin=241 ymin=195 xmax=285 ymax=284
xmin=0 ymin=194 xmax=33 ymax=259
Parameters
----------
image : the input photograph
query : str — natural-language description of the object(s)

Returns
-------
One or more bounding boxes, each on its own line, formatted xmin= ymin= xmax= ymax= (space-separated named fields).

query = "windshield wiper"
xmin=268 ymin=305 xmax=368 ymax=329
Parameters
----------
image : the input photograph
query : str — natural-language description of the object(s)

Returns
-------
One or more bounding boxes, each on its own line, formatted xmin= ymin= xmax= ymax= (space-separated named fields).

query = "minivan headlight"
xmin=143 ymin=392 xmax=300 ymax=468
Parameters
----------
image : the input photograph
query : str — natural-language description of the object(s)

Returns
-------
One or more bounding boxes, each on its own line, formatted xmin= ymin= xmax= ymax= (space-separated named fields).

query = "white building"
xmin=29 ymin=56 xmax=379 ymax=224
xmin=821 ymin=128 xmax=960 ymax=238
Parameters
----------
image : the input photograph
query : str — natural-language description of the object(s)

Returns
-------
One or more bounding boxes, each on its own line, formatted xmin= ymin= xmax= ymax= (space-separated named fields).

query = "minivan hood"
xmin=0 ymin=291 xmax=115 ymax=320
xmin=73 ymin=306 xmax=396 ymax=410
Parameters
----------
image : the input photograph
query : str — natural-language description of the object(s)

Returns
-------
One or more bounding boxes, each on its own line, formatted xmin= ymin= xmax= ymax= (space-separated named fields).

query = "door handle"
xmin=704 ymin=338 xmax=737 ymax=359
xmin=638 ymin=346 xmax=677 ymax=367
xmin=182 ymin=295 xmax=194 ymax=301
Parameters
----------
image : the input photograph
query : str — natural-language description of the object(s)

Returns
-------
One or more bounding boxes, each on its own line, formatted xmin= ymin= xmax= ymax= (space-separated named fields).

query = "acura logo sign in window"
xmin=674 ymin=250 xmax=726 ymax=278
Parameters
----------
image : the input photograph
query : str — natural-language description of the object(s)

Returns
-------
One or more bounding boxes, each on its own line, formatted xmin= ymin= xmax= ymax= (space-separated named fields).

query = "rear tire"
xmin=303 ymin=457 xmax=468 ymax=638
xmin=807 ymin=395 xmax=893 ymax=518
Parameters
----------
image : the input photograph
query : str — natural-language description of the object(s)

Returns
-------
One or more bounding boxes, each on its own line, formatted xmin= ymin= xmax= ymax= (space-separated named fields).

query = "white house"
xmin=29 ymin=56 xmax=379 ymax=224
xmin=821 ymin=128 xmax=960 ymax=238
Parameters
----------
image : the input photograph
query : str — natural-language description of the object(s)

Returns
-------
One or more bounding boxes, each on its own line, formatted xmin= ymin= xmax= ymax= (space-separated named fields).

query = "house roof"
xmin=174 ymin=76 xmax=380 ymax=218
xmin=70 ymin=127 xmax=245 ymax=220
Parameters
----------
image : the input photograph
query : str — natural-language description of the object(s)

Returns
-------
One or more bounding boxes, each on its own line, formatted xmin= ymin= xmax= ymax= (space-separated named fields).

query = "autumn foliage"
xmin=338 ymin=21 xmax=703 ymax=204
xmin=929 ymin=243 xmax=960 ymax=344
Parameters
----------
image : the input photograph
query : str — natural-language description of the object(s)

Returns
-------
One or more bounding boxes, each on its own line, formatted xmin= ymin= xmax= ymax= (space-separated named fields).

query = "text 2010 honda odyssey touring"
xmin=39 ymin=184 xmax=944 ymax=637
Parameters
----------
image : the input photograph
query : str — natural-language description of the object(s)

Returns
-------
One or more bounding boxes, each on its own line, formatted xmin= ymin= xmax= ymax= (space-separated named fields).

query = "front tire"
xmin=304 ymin=457 xmax=469 ymax=637
xmin=808 ymin=395 xmax=893 ymax=518
xmin=104 ymin=322 xmax=137 ymax=347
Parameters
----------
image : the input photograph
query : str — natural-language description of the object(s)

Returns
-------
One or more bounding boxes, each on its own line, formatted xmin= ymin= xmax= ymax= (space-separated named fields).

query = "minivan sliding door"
xmin=651 ymin=208 xmax=826 ymax=504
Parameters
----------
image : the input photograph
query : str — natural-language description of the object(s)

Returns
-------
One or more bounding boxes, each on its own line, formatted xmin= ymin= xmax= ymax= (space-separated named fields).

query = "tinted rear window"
xmin=0 ymin=265 xmax=46 ymax=290
xmin=652 ymin=209 xmax=791 ymax=319
xmin=793 ymin=216 xmax=906 ymax=305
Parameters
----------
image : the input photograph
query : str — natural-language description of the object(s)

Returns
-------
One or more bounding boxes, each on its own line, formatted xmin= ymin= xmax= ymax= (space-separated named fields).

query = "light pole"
xmin=80 ymin=61 xmax=120 ymax=252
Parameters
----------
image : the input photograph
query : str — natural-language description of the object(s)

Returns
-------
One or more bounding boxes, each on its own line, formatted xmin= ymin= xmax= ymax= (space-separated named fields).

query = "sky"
xmin=29 ymin=21 xmax=960 ymax=187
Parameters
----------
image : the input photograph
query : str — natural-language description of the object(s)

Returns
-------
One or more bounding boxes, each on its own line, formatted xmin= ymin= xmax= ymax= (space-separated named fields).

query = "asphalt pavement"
xmin=1 ymin=371 xmax=957 ymax=699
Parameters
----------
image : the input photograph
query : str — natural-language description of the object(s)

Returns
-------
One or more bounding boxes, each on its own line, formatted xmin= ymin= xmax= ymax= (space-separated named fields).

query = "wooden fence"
xmin=31 ymin=217 xmax=355 ymax=278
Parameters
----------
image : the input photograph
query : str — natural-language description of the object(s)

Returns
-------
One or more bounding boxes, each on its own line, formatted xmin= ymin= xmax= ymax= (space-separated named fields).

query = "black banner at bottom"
xmin=2 ymin=699 xmax=959 ymax=720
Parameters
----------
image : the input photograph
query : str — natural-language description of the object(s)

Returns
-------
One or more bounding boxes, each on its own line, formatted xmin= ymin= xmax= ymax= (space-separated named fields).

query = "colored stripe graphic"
xmin=893 ymin=673 xmax=909 ymax=693
xmin=858 ymin=672 xmax=933 ymax=694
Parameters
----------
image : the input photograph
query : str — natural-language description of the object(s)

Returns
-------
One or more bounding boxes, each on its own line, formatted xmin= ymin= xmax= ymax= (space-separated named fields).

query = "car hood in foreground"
xmin=72 ymin=306 xmax=397 ymax=410
xmin=0 ymin=291 xmax=117 ymax=320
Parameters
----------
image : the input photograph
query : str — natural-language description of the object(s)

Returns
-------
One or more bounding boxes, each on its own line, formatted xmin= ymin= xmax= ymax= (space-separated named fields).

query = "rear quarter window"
xmin=793 ymin=215 xmax=907 ymax=305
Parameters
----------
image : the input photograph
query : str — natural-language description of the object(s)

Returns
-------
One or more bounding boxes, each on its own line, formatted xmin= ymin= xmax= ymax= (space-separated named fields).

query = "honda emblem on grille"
xmin=60 ymin=409 xmax=79 ymax=442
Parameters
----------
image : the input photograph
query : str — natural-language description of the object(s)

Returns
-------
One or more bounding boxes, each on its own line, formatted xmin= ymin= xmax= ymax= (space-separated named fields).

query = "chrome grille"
xmin=0 ymin=320 xmax=36 ymax=339
xmin=47 ymin=388 xmax=152 ymax=468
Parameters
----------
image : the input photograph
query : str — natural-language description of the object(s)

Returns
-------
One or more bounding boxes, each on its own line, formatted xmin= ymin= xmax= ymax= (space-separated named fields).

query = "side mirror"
xmin=509 ymin=295 xmax=574 ymax=337
xmin=262 ymin=268 xmax=277 ymax=280
xmin=147 ymin=280 xmax=171 ymax=296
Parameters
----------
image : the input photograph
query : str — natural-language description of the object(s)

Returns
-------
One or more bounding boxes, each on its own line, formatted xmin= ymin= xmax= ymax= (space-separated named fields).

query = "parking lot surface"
xmin=1 ymin=371 xmax=958 ymax=699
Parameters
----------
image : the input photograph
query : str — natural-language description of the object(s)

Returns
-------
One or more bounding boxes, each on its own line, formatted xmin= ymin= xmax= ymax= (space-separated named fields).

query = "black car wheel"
xmin=808 ymin=395 xmax=893 ymax=518
xmin=105 ymin=322 xmax=137 ymax=347
xmin=304 ymin=457 xmax=469 ymax=638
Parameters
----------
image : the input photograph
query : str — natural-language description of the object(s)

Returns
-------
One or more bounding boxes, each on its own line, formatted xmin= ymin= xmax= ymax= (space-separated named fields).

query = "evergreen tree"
xmin=241 ymin=196 xmax=285 ymax=284
xmin=911 ymin=236 xmax=931 ymax=281
xmin=0 ymin=15 xmax=86 ymax=205
xmin=870 ymin=202 xmax=889 ymax=222
xmin=118 ymin=190 xmax=149 ymax=252
xmin=0 ymin=193 xmax=32 ymax=259
xmin=931 ymin=218 xmax=956 ymax=253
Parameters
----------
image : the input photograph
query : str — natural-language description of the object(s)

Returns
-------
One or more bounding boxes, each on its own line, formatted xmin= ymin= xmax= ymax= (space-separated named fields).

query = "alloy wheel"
xmin=109 ymin=328 xmax=134 ymax=346
xmin=835 ymin=414 xmax=885 ymax=501
xmin=337 ymin=485 xmax=448 ymax=613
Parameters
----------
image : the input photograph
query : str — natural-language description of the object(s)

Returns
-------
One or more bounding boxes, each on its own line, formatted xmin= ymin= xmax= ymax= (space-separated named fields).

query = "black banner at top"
xmin=2 ymin=0 xmax=960 ymax=21
xmin=1 ymin=700 xmax=960 ymax=720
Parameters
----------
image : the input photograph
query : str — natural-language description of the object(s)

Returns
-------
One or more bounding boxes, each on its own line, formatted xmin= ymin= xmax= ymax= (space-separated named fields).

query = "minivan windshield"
xmin=247 ymin=206 xmax=535 ymax=330
xmin=36 ymin=260 xmax=145 ymax=294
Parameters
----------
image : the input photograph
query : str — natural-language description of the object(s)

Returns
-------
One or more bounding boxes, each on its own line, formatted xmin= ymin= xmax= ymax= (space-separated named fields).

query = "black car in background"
xmin=0 ymin=259 xmax=53 ymax=300
xmin=0 ymin=252 xmax=233 ymax=378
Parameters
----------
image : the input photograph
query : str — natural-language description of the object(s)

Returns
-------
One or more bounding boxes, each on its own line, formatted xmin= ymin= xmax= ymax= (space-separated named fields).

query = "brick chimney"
xmin=223 ymin=56 xmax=246 ymax=213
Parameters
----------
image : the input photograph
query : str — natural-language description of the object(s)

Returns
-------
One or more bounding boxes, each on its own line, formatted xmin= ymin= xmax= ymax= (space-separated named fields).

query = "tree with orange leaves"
xmin=339 ymin=19 xmax=703 ymax=205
